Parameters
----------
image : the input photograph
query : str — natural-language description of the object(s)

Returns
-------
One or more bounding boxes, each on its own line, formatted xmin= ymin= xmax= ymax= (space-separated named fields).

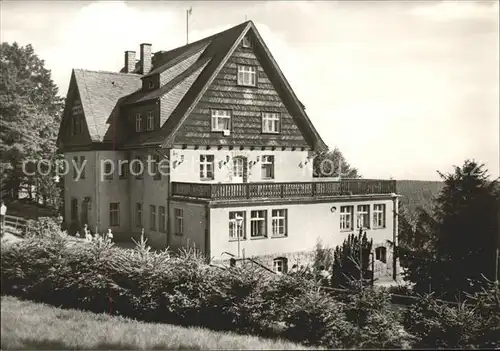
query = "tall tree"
xmin=0 ymin=42 xmax=63 ymax=199
xmin=313 ymin=147 xmax=360 ymax=178
xmin=397 ymin=160 xmax=500 ymax=299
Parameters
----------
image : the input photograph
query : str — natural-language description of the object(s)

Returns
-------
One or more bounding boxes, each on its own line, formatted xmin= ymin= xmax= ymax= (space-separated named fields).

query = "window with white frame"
xmin=373 ymin=204 xmax=386 ymax=229
xmin=147 ymin=111 xmax=154 ymax=131
xmin=211 ymin=110 xmax=231 ymax=132
xmin=261 ymin=155 xmax=274 ymax=179
xmin=250 ymin=210 xmax=267 ymax=238
xmin=109 ymin=202 xmax=120 ymax=227
xmin=237 ymin=65 xmax=256 ymax=86
xmin=340 ymin=206 xmax=354 ymax=231
xmin=159 ymin=206 xmax=166 ymax=232
xmin=150 ymin=205 xmax=156 ymax=230
xmin=229 ymin=211 xmax=245 ymax=240
xmin=273 ymin=257 xmax=288 ymax=274
xmin=136 ymin=202 xmax=143 ymax=228
xmin=135 ymin=113 xmax=142 ymax=132
xmin=242 ymin=35 xmax=252 ymax=48
xmin=262 ymin=112 xmax=280 ymax=133
xmin=174 ymin=208 xmax=184 ymax=236
xmin=199 ymin=155 xmax=214 ymax=180
xmin=357 ymin=205 xmax=370 ymax=229
xmin=271 ymin=209 xmax=287 ymax=237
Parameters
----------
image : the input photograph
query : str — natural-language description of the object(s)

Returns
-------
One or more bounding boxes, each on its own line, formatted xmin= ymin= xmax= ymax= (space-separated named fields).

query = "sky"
xmin=1 ymin=0 xmax=499 ymax=181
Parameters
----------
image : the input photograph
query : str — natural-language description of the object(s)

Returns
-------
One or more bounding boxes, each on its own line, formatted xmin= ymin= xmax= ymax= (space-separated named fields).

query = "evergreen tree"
xmin=397 ymin=160 xmax=500 ymax=299
xmin=331 ymin=229 xmax=373 ymax=289
xmin=0 ymin=42 xmax=63 ymax=200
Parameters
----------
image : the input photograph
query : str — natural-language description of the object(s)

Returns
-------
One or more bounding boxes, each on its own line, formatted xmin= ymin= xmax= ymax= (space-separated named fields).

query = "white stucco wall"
xmin=169 ymin=148 xmax=314 ymax=183
xmin=169 ymin=200 xmax=206 ymax=254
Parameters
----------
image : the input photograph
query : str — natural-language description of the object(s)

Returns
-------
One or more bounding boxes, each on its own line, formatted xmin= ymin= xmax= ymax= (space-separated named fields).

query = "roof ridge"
xmin=73 ymin=68 xmax=141 ymax=77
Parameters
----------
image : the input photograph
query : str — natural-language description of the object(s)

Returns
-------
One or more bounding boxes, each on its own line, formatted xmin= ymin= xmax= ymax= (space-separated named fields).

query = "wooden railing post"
xmin=246 ymin=183 xmax=250 ymax=199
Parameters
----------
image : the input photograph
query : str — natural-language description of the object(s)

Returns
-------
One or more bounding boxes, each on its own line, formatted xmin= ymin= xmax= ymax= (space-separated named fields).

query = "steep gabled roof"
xmin=73 ymin=69 xmax=141 ymax=141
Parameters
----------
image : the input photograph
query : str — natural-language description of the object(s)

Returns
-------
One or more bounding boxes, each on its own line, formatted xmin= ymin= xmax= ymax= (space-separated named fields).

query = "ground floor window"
xmin=70 ymin=198 xmax=78 ymax=222
xmin=273 ymin=257 xmax=288 ymax=274
xmin=109 ymin=202 xmax=120 ymax=227
xmin=250 ymin=210 xmax=267 ymax=238
xmin=375 ymin=246 xmax=387 ymax=264
xmin=174 ymin=208 xmax=184 ymax=236
xmin=229 ymin=211 xmax=245 ymax=240
xmin=150 ymin=205 xmax=156 ymax=230
xmin=159 ymin=206 xmax=166 ymax=232
xmin=271 ymin=209 xmax=287 ymax=237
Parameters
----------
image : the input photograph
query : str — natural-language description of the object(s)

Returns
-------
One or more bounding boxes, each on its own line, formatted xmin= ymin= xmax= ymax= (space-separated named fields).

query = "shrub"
xmin=24 ymin=216 xmax=64 ymax=238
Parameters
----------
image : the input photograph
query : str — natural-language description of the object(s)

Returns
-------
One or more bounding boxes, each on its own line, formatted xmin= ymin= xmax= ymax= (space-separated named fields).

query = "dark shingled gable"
xmin=61 ymin=20 xmax=327 ymax=151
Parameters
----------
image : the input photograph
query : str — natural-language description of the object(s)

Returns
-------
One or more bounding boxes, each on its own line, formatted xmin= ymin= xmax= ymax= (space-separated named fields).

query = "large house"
xmin=57 ymin=21 xmax=399 ymax=277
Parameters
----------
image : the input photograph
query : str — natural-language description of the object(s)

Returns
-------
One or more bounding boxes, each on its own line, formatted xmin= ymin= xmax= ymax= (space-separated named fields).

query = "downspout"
xmin=205 ymin=201 xmax=211 ymax=263
xmin=392 ymin=193 xmax=399 ymax=281
xmin=165 ymin=147 xmax=171 ymax=249
xmin=95 ymin=151 xmax=100 ymax=233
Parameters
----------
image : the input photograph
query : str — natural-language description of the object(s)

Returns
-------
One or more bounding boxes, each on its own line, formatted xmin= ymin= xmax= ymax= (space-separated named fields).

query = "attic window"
xmin=148 ymin=80 xmax=154 ymax=89
xmin=242 ymin=35 xmax=252 ymax=48
xmin=237 ymin=65 xmax=257 ymax=87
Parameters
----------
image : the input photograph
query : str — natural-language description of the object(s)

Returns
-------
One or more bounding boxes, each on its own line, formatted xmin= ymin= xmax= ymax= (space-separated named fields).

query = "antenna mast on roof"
xmin=186 ymin=7 xmax=192 ymax=44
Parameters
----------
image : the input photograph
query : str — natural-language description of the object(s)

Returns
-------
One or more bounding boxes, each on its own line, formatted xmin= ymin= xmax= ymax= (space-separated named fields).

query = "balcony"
xmin=171 ymin=179 xmax=397 ymax=201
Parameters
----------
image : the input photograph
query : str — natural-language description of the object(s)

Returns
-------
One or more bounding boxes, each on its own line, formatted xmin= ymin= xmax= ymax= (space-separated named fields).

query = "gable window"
xmin=262 ymin=112 xmax=280 ymax=133
xmin=340 ymin=206 xmax=353 ymax=231
xmin=273 ymin=257 xmax=288 ymax=274
xmin=174 ymin=208 xmax=184 ymax=236
xmin=109 ymin=202 xmax=120 ymax=227
xmin=72 ymin=115 xmax=82 ymax=135
xmin=237 ymin=65 xmax=257 ymax=86
xmin=136 ymin=203 xmax=143 ymax=228
xmin=199 ymin=155 xmax=214 ymax=180
xmin=147 ymin=111 xmax=154 ymax=131
xmin=148 ymin=80 xmax=154 ymax=89
xmin=150 ymin=205 xmax=156 ymax=230
xmin=70 ymin=198 xmax=78 ymax=222
xmin=261 ymin=155 xmax=274 ymax=179
xmin=271 ymin=209 xmax=287 ymax=237
xmin=373 ymin=204 xmax=386 ymax=229
xmin=375 ymin=246 xmax=387 ymax=264
xmin=357 ymin=205 xmax=370 ymax=229
xmin=159 ymin=206 xmax=166 ymax=232
xmin=229 ymin=211 xmax=245 ymax=240
xmin=135 ymin=113 xmax=142 ymax=132
xmin=211 ymin=109 xmax=231 ymax=132
xmin=250 ymin=210 xmax=267 ymax=238
xmin=242 ymin=35 xmax=252 ymax=48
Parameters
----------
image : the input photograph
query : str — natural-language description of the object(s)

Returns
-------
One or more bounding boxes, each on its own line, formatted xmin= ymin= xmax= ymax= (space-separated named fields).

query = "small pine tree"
xmin=331 ymin=229 xmax=373 ymax=289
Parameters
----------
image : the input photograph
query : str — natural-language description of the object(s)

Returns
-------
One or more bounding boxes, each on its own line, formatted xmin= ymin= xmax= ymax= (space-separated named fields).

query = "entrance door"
xmin=232 ymin=157 xmax=247 ymax=183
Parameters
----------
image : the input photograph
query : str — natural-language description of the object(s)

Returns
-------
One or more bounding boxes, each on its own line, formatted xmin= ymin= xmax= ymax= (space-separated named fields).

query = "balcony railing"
xmin=171 ymin=179 xmax=397 ymax=201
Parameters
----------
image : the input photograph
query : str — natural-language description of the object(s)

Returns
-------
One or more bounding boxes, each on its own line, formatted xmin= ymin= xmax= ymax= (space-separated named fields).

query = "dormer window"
xmin=242 ymin=35 xmax=252 ymax=48
xmin=237 ymin=65 xmax=257 ymax=87
xmin=146 ymin=111 xmax=154 ymax=131
xmin=135 ymin=113 xmax=142 ymax=132
xmin=148 ymin=80 xmax=154 ymax=89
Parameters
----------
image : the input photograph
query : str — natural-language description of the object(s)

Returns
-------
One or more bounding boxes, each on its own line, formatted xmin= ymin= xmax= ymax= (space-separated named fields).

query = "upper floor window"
xmin=150 ymin=205 xmax=156 ymax=230
xmin=340 ymin=206 xmax=353 ymax=231
xmin=237 ymin=65 xmax=256 ymax=86
xmin=373 ymin=204 xmax=386 ymax=229
xmin=262 ymin=112 xmax=280 ymax=133
xmin=271 ymin=209 xmax=287 ymax=237
xmin=109 ymin=202 xmax=120 ymax=227
xmin=159 ymin=206 xmax=166 ymax=232
xmin=261 ymin=155 xmax=274 ymax=179
xmin=357 ymin=205 xmax=370 ymax=229
xmin=211 ymin=110 xmax=231 ymax=132
xmin=73 ymin=156 xmax=86 ymax=180
xmin=136 ymin=202 xmax=143 ymax=228
xmin=132 ymin=156 xmax=143 ymax=179
xmin=71 ymin=115 xmax=83 ymax=135
xmin=70 ymin=197 xmax=78 ymax=222
xmin=104 ymin=161 xmax=113 ymax=180
xmin=135 ymin=113 xmax=142 ymax=132
xmin=146 ymin=111 xmax=154 ymax=131
xmin=152 ymin=154 xmax=161 ymax=180
xmin=199 ymin=155 xmax=214 ymax=180
xmin=148 ymin=80 xmax=154 ymax=89
xmin=119 ymin=160 xmax=128 ymax=179
xmin=242 ymin=35 xmax=252 ymax=48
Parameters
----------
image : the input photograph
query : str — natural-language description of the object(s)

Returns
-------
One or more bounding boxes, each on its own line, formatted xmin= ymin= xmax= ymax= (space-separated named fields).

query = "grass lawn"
xmin=1 ymin=296 xmax=315 ymax=350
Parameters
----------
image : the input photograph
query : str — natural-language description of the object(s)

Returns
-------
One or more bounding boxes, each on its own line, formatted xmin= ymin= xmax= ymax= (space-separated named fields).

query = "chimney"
xmin=140 ymin=43 xmax=152 ymax=74
xmin=124 ymin=51 xmax=136 ymax=73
